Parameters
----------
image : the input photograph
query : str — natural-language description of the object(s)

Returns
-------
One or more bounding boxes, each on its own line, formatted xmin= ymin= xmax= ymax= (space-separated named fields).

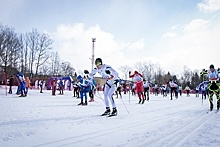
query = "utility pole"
xmin=91 ymin=38 xmax=96 ymax=70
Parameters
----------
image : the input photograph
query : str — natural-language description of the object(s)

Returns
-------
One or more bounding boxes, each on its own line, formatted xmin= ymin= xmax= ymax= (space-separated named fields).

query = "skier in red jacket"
xmin=129 ymin=71 xmax=145 ymax=104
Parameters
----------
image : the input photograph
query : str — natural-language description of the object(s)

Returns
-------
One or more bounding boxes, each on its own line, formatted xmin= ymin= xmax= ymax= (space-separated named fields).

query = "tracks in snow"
xmin=32 ymin=105 xmax=207 ymax=147
xmin=140 ymin=109 xmax=214 ymax=147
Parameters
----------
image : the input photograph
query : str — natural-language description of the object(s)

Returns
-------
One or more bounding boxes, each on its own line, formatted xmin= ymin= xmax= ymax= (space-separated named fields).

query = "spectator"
xmin=8 ymin=76 xmax=14 ymax=94
xmin=25 ymin=76 xmax=31 ymax=96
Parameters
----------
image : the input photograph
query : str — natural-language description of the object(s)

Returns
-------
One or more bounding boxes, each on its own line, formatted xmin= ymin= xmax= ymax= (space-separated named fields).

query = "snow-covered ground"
xmin=0 ymin=86 xmax=220 ymax=147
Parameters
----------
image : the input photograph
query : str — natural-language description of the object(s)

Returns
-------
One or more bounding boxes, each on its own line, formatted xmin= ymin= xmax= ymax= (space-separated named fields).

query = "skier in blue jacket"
xmin=77 ymin=75 xmax=91 ymax=106
xmin=16 ymin=72 xmax=26 ymax=97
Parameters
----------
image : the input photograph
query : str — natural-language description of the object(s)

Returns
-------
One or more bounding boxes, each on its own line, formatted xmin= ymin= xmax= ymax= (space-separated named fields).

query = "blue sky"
xmin=1 ymin=0 xmax=220 ymax=78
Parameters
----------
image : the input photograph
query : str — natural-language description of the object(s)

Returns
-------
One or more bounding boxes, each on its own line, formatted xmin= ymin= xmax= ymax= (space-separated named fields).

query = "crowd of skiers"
xmin=4 ymin=60 xmax=220 ymax=115
xmin=6 ymin=72 xmax=65 ymax=97
xmin=75 ymin=61 xmax=220 ymax=115
xmin=6 ymin=72 xmax=31 ymax=97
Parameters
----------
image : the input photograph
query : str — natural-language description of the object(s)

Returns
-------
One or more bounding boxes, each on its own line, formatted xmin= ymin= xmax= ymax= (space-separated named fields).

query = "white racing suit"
xmin=89 ymin=64 xmax=119 ymax=109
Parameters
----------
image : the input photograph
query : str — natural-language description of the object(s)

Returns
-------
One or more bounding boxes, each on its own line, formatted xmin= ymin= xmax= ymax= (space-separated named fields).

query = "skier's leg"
xmin=143 ymin=88 xmax=146 ymax=100
xmin=107 ymin=86 xmax=116 ymax=108
xmin=216 ymin=92 xmax=220 ymax=110
xmin=141 ymin=92 xmax=145 ymax=104
xmin=216 ymin=83 xmax=220 ymax=108
xmin=78 ymin=91 xmax=84 ymax=105
xmin=101 ymin=84 xmax=111 ymax=116
xmin=73 ymin=89 xmax=76 ymax=97
xmin=25 ymin=87 xmax=28 ymax=95
xmin=115 ymin=91 xmax=118 ymax=98
xmin=209 ymin=90 xmax=214 ymax=111
xmin=8 ymin=86 xmax=10 ymax=93
xmin=147 ymin=89 xmax=149 ymax=101
xmin=20 ymin=83 xmax=24 ymax=96
xmin=119 ymin=90 xmax=122 ymax=98
xmin=84 ymin=91 xmax=88 ymax=105
xmin=107 ymin=86 xmax=118 ymax=116
xmin=89 ymin=89 xmax=94 ymax=101
xmin=137 ymin=92 xmax=142 ymax=103
xmin=170 ymin=89 xmax=173 ymax=100
xmin=103 ymin=84 xmax=110 ymax=108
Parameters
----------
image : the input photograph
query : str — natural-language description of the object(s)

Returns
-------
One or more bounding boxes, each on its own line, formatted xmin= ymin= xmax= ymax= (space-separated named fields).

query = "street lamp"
xmin=91 ymin=38 xmax=96 ymax=70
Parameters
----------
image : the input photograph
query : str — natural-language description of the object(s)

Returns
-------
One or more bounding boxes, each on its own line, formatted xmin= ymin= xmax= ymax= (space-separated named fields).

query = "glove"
xmin=114 ymin=79 xmax=119 ymax=84
xmin=105 ymin=70 xmax=110 ymax=74
xmin=84 ymin=70 xmax=89 ymax=74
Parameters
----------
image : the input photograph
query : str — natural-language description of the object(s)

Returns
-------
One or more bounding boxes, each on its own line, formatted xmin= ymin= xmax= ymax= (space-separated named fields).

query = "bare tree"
xmin=182 ymin=66 xmax=193 ymax=86
xmin=155 ymin=65 xmax=164 ymax=84
xmin=191 ymin=70 xmax=201 ymax=89
xmin=0 ymin=25 xmax=10 ymax=70
xmin=143 ymin=61 xmax=155 ymax=82
xmin=134 ymin=61 xmax=145 ymax=73
xmin=118 ymin=65 xmax=132 ymax=80
xmin=50 ymin=51 xmax=60 ymax=76
xmin=164 ymin=71 xmax=172 ymax=82
xmin=26 ymin=28 xmax=40 ymax=75
xmin=40 ymin=64 xmax=51 ymax=76
xmin=23 ymin=35 xmax=29 ymax=74
xmin=35 ymin=33 xmax=53 ymax=75
xmin=60 ymin=61 xmax=75 ymax=76
xmin=0 ymin=25 xmax=21 ymax=73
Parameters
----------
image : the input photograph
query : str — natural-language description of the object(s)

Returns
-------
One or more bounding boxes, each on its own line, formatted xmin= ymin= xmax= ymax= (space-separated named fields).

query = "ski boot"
xmin=109 ymin=108 xmax=117 ymax=116
xmin=78 ymin=101 xmax=84 ymax=105
xmin=89 ymin=98 xmax=94 ymax=102
xmin=101 ymin=107 xmax=110 ymax=116
xmin=138 ymin=98 xmax=142 ymax=104
xmin=83 ymin=101 xmax=88 ymax=106
xmin=142 ymin=99 xmax=145 ymax=104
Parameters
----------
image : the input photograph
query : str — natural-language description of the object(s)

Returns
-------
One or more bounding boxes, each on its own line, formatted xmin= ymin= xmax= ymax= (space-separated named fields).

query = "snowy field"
xmin=0 ymin=86 xmax=220 ymax=147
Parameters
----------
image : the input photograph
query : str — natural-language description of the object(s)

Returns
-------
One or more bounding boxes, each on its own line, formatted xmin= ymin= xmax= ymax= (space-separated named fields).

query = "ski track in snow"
xmin=140 ymin=110 xmax=214 ymax=147
xmin=32 ymin=106 xmax=203 ymax=147
xmin=0 ymin=87 xmax=220 ymax=147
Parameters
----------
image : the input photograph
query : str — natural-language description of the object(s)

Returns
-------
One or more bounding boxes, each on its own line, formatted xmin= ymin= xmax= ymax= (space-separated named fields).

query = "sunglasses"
xmin=95 ymin=62 xmax=102 ymax=66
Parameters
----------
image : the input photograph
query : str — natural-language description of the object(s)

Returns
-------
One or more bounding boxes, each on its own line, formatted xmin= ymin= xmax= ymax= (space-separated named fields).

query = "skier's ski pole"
xmin=202 ymin=74 xmax=204 ymax=105
xmin=129 ymin=84 xmax=130 ymax=103
xmin=87 ymin=78 xmax=104 ymax=103
xmin=95 ymin=91 xmax=104 ymax=102
xmin=120 ymin=98 xmax=129 ymax=114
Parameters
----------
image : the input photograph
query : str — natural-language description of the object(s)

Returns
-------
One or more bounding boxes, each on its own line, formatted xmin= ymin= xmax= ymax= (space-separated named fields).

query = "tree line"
xmin=0 ymin=23 xmax=75 ymax=81
xmin=119 ymin=62 xmax=204 ymax=90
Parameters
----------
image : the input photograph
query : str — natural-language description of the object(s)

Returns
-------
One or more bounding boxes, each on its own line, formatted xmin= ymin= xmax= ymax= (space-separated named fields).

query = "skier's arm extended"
xmin=87 ymin=68 xmax=98 ymax=79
